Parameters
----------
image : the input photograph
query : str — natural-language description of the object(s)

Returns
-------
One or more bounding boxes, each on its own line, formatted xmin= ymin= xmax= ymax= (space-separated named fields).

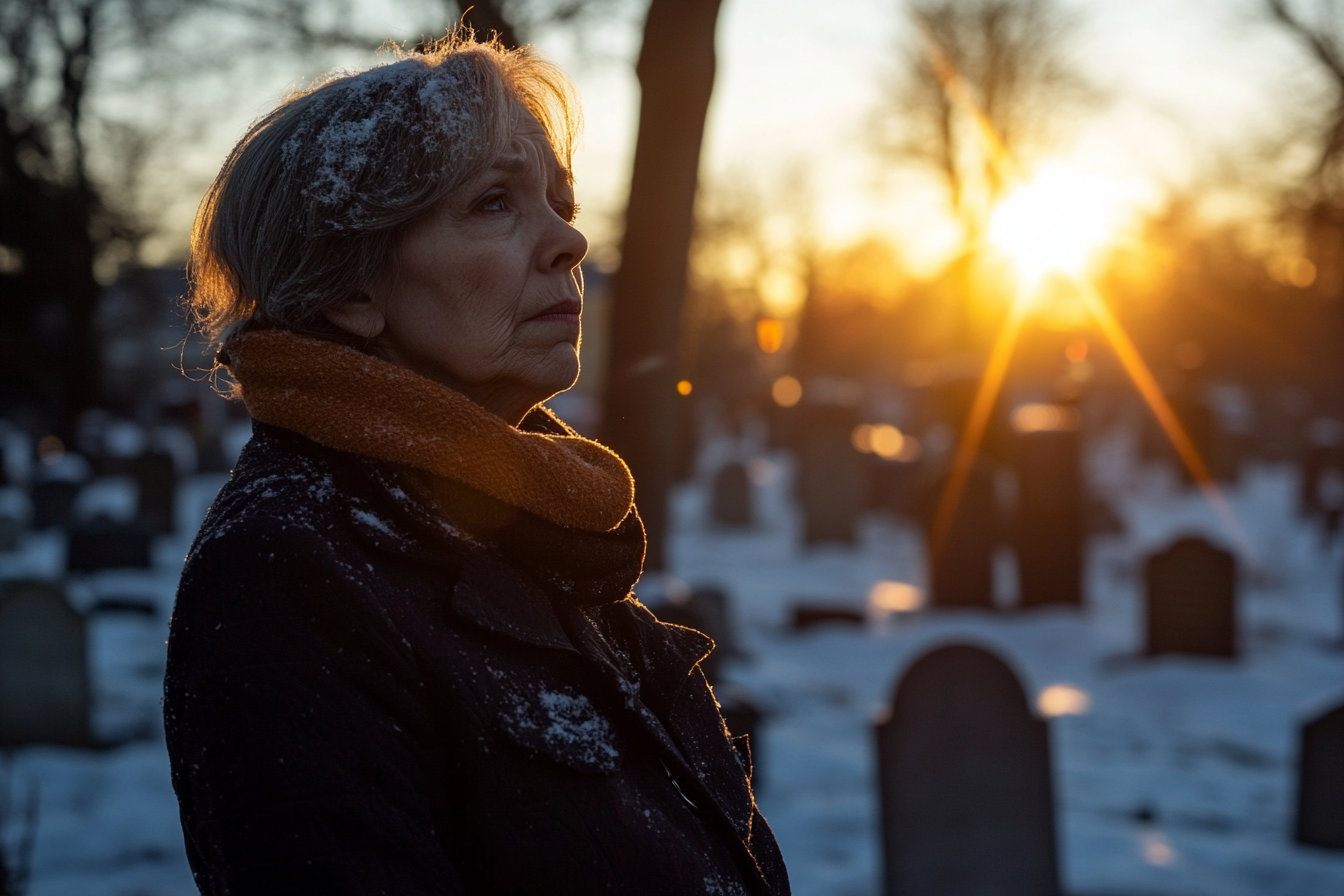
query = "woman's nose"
xmin=544 ymin=215 xmax=588 ymax=273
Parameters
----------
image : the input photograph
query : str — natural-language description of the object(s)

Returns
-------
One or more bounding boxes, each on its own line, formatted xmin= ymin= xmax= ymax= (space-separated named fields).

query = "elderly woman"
xmin=164 ymin=36 xmax=788 ymax=896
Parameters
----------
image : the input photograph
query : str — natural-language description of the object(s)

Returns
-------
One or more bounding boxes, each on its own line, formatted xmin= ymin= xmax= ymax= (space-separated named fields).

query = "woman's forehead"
xmin=492 ymin=115 xmax=571 ymax=185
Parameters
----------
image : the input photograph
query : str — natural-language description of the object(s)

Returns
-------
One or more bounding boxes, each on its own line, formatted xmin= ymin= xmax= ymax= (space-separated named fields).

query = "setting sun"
xmin=989 ymin=165 xmax=1130 ymax=283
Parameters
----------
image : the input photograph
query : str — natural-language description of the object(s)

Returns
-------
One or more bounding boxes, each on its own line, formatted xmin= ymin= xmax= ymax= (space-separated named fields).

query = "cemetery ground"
xmin=1 ymin=427 xmax=1344 ymax=895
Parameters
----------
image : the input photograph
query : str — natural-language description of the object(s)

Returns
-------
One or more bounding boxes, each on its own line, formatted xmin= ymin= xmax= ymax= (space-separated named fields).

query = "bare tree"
xmin=872 ymin=0 xmax=1094 ymax=243
xmin=602 ymin=0 xmax=723 ymax=570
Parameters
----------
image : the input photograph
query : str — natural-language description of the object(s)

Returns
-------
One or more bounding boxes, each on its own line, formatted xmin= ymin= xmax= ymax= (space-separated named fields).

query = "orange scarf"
xmin=224 ymin=329 xmax=634 ymax=534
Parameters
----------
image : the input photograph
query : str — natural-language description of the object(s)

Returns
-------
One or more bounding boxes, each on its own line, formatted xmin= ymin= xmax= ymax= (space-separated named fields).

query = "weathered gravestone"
xmin=796 ymin=404 xmax=867 ymax=545
xmin=1015 ymin=429 xmax=1083 ymax=608
xmin=1295 ymin=700 xmax=1344 ymax=850
xmin=1299 ymin=442 xmax=1344 ymax=519
xmin=710 ymin=462 xmax=752 ymax=526
xmin=66 ymin=521 xmax=153 ymax=572
xmin=0 ymin=580 xmax=91 ymax=746
xmin=129 ymin=450 xmax=177 ymax=534
xmin=29 ymin=480 xmax=81 ymax=530
xmin=790 ymin=604 xmax=865 ymax=631
xmin=875 ymin=644 xmax=1059 ymax=896
xmin=1144 ymin=536 xmax=1238 ymax=658
xmin=916 ymin=464 xmax=999 ymax=609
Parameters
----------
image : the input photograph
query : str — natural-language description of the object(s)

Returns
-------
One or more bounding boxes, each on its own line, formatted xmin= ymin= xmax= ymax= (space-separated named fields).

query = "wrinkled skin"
xmin=327 ymin=111 xmax=588 ymax=425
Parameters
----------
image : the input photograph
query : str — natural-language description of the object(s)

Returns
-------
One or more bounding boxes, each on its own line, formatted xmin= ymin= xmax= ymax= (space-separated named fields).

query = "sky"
xmin=148 ymin=0 xmax=1314 ymax=282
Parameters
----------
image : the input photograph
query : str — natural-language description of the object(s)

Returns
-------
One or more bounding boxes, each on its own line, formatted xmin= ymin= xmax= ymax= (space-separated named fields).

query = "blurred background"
xmin=2 ymin=0 xmax=1344 ymax=894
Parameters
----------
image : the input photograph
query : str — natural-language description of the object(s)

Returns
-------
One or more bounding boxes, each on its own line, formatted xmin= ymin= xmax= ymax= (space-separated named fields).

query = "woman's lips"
xmin=531 ymin=299 xmax=582 ymax=323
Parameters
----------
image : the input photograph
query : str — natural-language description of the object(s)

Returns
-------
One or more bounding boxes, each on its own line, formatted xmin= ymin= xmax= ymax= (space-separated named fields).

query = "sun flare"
xmin=989 ymin=165 xmax=1129 ymax=283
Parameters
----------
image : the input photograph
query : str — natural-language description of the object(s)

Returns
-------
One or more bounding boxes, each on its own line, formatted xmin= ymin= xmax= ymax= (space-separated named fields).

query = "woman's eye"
xmin=556 ymin=201 xmax=580 ymax=224
xmin=478 ymin=193 xmax=507 ymax=213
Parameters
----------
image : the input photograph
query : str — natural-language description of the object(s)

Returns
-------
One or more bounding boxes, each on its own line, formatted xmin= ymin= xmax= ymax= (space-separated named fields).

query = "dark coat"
xmin=164 ymin=420 xmax=789 ymax=896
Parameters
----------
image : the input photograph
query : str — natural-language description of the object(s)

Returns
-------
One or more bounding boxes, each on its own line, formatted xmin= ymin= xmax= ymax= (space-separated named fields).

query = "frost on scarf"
xmin=282 ymin=54 xmax=487 ymax=230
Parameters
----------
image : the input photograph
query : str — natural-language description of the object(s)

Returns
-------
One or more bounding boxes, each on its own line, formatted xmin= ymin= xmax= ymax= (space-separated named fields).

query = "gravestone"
xmin=0 ymin=580 xmax=91 ymax=746
xmin=709 ymin=462 xmax=752 ymax=526
xmin=66 ymin=521 xmax=153 ymax=572
xmin=129 ymin=450 xmax=177 ymax=534
xmin=1296 ymin=701 xmax=1344 ymax=850
xmin=0 ymin=515 xmax=22 ymax=551
xmin=29 ymin=480 xmax=81 ymax=530
xmin=1144 ymin=536 xmax=1238 ymax=658
xmin=796 ymin=404 xmax=867 ymax=545
xmin=916 ymin=464 xmax=999 ymax=609
xmin=790 ymin=604 xmax=865 ymax=631
xmin=1015 ymin=429 xmax=1084 ymax=608
xmin=874 ymin=644 xmax=1059 ymax=896
xmin=1299 ymin=443 xmax=1344 ymax=519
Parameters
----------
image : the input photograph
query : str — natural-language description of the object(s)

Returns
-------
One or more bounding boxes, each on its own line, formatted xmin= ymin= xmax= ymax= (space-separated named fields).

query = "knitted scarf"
xmin=224 ymin=328 xmax=635 ymax=535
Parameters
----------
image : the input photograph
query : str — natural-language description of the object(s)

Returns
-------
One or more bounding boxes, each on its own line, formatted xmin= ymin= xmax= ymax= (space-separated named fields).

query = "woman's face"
xmin=367 ymin=112 xmax=588 ymax=424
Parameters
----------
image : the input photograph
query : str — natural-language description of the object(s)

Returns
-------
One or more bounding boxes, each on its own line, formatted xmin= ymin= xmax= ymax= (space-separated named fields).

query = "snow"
xmin=0 ymin=428 xmax=1342 ymax=894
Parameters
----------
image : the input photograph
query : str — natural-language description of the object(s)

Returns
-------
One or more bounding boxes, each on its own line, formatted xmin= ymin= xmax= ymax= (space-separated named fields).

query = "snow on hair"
xmin=188 ymin=33 xmax=580 ymax=346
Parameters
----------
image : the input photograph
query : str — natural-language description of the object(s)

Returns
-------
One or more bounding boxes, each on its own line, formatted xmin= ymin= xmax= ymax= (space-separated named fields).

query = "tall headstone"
xmin=709 ymin=462 xmax=752 ymax=526
xmin=875 ymin=644 xmax=1059 ymax=896
xmin=1296 ymin=701 xmax=1344 ymax=850
xmin=1015 ymin=429 xmax=1084 ymax=608
xmin=129 ymin=450 xmax=177 ymax=534
xmin=29 ymin=480 xmax=81 ymax=530
xmin=0 ymin=581 xmax=91 ymax=746
xmin=1295 ymin=698 xmax=1344 ymax=848
xmin=66 ymin=521 xmax=153 ymax=572
xmin=1144 ymin=536 xmax=1238 ymax=658
xmin=796 ymin=404 xmax=867 ymax=545
xmin=917 ymin=464 xmax=999 ymax=609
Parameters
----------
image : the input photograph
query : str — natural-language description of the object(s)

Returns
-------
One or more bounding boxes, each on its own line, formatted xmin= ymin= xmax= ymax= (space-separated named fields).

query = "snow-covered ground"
xmin=2 ymin=429 xmax=1344 ymax=895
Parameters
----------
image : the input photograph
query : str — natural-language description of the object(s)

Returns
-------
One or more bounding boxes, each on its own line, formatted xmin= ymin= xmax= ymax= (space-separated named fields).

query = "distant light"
xmin=37 ymin=435 xmax=64 ymax=464
xmin=1065 ymin=339 xmax=1088 ymax=363
xmin=870 ymin=425 xmax=904 ymax=460
xmin=1037 ymin=684 xmax=1090 ymax=717
xmin=1140 ymin=830 xmax=1177 ymax=867
xmin=1270 ymin=255 xmax=1318 ymax=288
xmin=869 ymin=581 xmax=923 ymax=613
xmin=1011 ymin=403 xmax=1077 ymax=433
xmin=772 ymin=375 xmax=802 ymax=407
xmin=756 ymin=318 xmax=785 ymax=354
xmin=676 ymin=380 xmax=693 ymax=396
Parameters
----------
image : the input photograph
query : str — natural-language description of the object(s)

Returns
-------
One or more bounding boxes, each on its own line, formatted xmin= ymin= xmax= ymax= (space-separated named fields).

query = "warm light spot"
xmin=772 ymin=375 xmax=803 ymax=407
xmin=1173 ymin=340 xmax=1205 ymax=370
xmin=1141 ymin=830 xmax=1177 ymax=866
xmin=1010 ymin=403 xmax=1077 ymax=433
xmin=895 ymin=436 xmax=923 ymax=462
xmin=851 ymin=424 xmax=874 ymax=453
xmin=37 ymin=436 xmax=65 ymax=463
xmin=989 ymin=165 xmax=1128 ymax=283
xmin=756 ymin=318 xmax=785 ymax=354
xmin=676 ymin=380 xmax=693 ymax=396
xmin=869 ymin=581 xmax=923 ymax=613
xmin=870 ymin=425 xmax=905 ymax=460
xmin=1270 ymin=255 xmax=1317 ymax=288
xmin=1037 ymin=684 xmax=1091 ymax=717
xmin=1065 ymin=339 xmax=1088 ymax=363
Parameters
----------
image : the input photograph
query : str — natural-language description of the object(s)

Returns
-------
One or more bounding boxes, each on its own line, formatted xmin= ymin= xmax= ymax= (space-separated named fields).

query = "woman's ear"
xmin=323 ymin=292 xmax=386 ymax=340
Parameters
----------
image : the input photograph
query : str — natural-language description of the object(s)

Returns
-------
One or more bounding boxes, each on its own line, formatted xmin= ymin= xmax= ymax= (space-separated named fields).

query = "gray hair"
xmin=188 ymin=33 xmax=580 ymax=346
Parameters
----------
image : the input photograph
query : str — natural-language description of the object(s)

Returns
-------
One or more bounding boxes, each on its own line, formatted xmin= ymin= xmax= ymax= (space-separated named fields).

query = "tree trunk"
xmin=602 ymin=0 xmax=722 ymax=570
